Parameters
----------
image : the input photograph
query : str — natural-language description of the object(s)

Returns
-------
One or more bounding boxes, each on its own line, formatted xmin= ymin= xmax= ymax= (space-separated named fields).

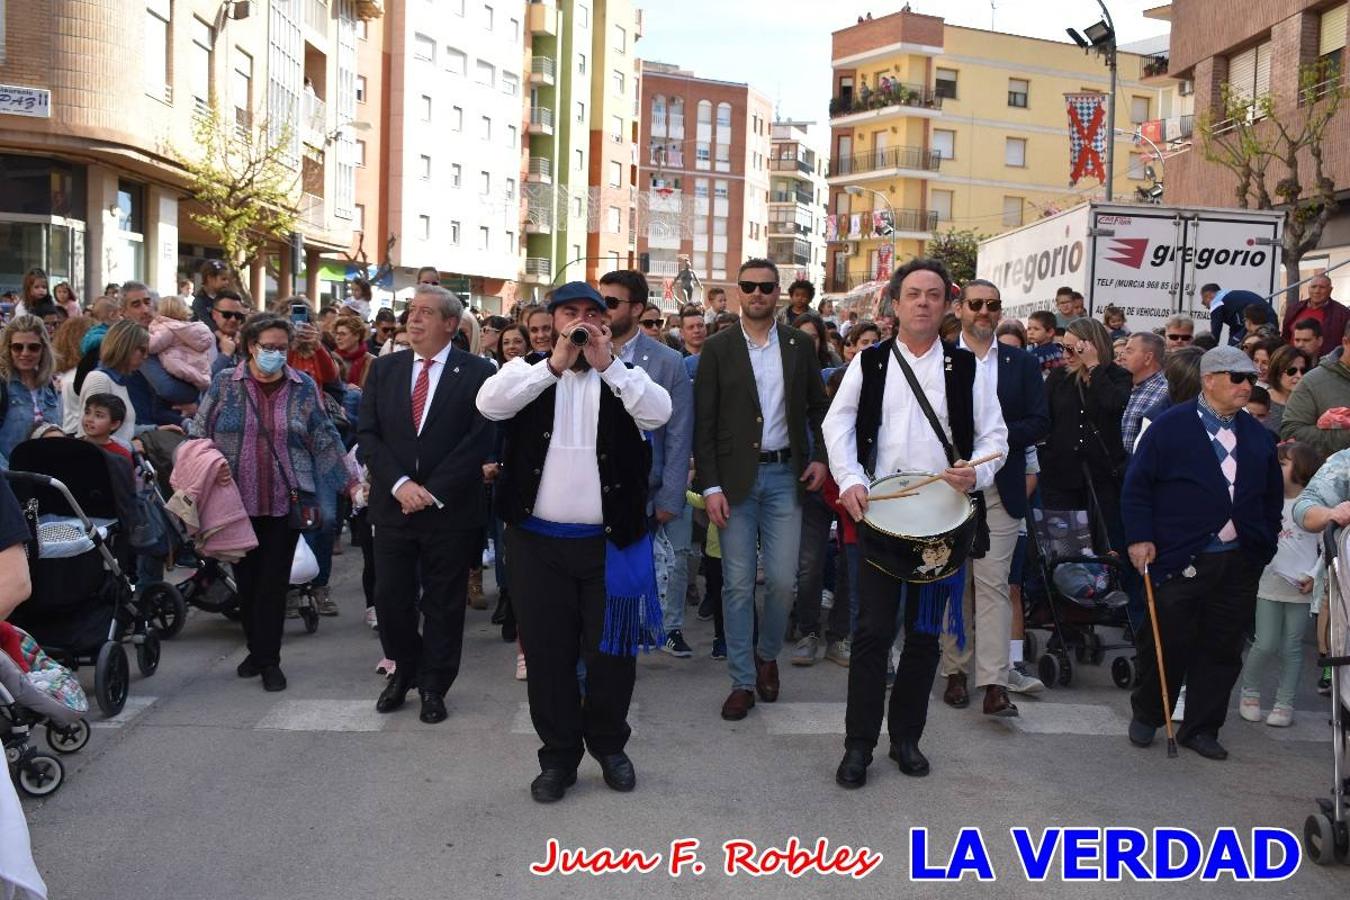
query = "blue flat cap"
xmin=547 ymin=281 xmax=606 ymax=312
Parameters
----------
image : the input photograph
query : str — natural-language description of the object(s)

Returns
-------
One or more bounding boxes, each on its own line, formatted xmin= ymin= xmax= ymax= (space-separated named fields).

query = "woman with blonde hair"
xmin=332 ymin=315 xmax=376 ymax=388
xmin=0 ymin=315 xmax=61 ymax=464
xmin=52 ymin=316 xmax=95 ymax=433
xmin=77 ymin=320 xmax=151 ymax=448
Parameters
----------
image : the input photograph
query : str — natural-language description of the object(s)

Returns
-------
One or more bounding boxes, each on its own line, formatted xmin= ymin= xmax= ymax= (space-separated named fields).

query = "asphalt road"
xmin=15 ymin=549 xmax=1350 ymax=899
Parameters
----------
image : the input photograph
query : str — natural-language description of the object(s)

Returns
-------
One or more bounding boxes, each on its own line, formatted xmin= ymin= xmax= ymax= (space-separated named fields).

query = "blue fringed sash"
xmin=519 ymin=516 xmax=665 ymax=657
xmin=906 ymin=566 xmax=967 ymax=650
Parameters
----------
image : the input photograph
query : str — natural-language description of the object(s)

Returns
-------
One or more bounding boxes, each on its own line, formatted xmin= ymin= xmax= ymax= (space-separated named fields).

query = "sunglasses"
xmin=1166 ymin=333 xmax=1193 ymax=342
xmin=217 ymin=310 xmax=245 ymax=322
xmin=1221 ymin=372 xmax=1258 ymax=385
xmin=739 ymin=280 xmax=777 ymax=295
xmin=640 ymin=319 xmax=663 ymax=328
xmin=603 ymin=295 xmax=631 ymax=311
xmin=964 ymin=299 xmax=1002 ymax=313
xmin=10 ymin=342 xmax=42 ymax=353
xmin=378 ymin=325 xmax=396 ymax=334
xmin=1285 ymin=366 xmax=1307 ymax=376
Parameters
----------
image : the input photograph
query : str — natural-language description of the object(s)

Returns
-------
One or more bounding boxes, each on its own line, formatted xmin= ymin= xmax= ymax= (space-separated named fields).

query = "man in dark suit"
xmin=1123 ymin=345 xmax=1282 ymax=760
xmin=356 ymin=284 xmax=495 ymax=724
xmin=939 ymin=279 xmax=1049 ymax=715
xmin=694 ymin=258 xmax=830 ymax=721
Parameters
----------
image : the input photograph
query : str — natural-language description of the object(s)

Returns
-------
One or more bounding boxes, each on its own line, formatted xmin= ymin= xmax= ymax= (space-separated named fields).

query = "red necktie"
xmin=411 ymin=357 xmax=434 ymax=432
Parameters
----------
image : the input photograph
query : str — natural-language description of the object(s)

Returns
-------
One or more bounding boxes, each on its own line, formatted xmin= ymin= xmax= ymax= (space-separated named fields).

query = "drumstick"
xmin=867 ymin=452 xmax=1005 ymax=502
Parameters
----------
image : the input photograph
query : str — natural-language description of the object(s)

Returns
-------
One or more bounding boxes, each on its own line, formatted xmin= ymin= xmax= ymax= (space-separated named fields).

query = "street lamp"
xmin=1067 ymin=1 xmax=1118 ymax=201
xmin=845 ymin=185 xmax=897 ymax=283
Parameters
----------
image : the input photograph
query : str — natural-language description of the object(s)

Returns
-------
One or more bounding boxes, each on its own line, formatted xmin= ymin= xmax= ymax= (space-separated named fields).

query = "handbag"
xmin=890 ymin=342 xmax=990 ymax=558
xmin=241 ymin=382 xmax=323 ymax=533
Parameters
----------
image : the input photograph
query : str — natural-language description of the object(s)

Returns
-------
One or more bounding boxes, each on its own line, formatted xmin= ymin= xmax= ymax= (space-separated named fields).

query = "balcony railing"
xmin=299 ymin=192 xmax=325 ymax=229
xmin=529 ymin=106 xmax=554 ymax=128
xmin=530 ymin=56 xmax=556 ymax=80
xmin=770 ymin=157 xmax=814 ymax=175
xmin=768 ymin=220 xmax=811 ymax=236
xmin=771 ymin=188 xmax=814 ymax=205
xmin=829 ymin=81 xmax=940 ymax=118
xmin=526 ymin=201 xmax=553 ymax=230
xmin=827 ymin=271 xmax=883 ymax=294
xmin=302 ymin=93 xmax=327 ymax=139
xmin=524 ymin=257 xmax=552 ymax=278
xmin=828 ymin=145 xmax=940 ymax=178
xmin=769 ymin=248 xmax=811 ymax=266
xmin=527 ymin=157 xmax=552 ymax=179
xmin=831 ymin=207 xmax=938 ymax=238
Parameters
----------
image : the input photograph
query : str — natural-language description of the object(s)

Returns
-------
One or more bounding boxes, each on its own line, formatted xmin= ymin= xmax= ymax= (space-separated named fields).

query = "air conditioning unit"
xmin=845 ymin=241 xmax=860 ymax=255
xmin=1178 ymin=79 xmax=1194 ymax=97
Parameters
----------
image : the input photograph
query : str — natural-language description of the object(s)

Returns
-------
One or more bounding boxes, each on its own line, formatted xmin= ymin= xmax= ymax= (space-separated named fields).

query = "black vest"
xmin=855 ymin=339 xmax=976 ymax=477
xmin=495 ymin=356 xmax=652 ymax=548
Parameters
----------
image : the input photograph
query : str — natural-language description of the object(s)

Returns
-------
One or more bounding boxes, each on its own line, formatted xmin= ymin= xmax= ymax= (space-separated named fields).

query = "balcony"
xmin=528 ymin=105 xmax=554 ymax=136
xmin=523 ymin=256 xmax=552 ymax=283
xmin=304 ymin=0 xmax=329 ymax=37
xmin=828 ymin=145 xmax=940 ymax=180
xmin=299 ymin=192 xmax=325 ymax=229
xmin=525 ymin=200 xmax=553 ymax=234
xmin=830 ymin=207 xmax=938 ymax=239
xmin=528 ymin=0 xmax=559 ymax=36
xmin=302 ymin=93 xmax=327 ymax=146
xmin=829 ymin=81 xmax=941 ymax=121
xmin=771 ymin=188 xmax=814 ymax=205
xmin=770 ymin=248 xmax=812 ymax=267
xmin=530 ymin=56 xmax=556 ymax=86
xmin=827 ymin=271 xmax=883 ymax=294
xmin=770 ymin=157 xmax=814 ymax=176
xmin=526 ymin=156 xmax=552 ymax=185
xmin=768 ymin=220 xmax=812 ymax=237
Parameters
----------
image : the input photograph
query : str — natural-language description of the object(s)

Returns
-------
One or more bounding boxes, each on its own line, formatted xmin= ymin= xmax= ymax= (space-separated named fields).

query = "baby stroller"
xmin=4 ymin=438 xmax=175 ymax=717
xmin=1 ymin=622 xmax=90 ymax=798
xmin=1021 ymin=507 xmax=1133 ymax=689
xmin=1305 ymin=527 xmax=1350 ymax=864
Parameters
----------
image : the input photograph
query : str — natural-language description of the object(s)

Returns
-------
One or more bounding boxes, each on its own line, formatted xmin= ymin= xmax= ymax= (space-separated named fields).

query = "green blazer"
xmin=693 ymin=322 xmax=829 ymax=506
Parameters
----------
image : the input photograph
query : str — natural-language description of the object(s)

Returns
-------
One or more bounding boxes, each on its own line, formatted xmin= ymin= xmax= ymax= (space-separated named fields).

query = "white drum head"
xmin=863 ymin=472 xmax=972 ymax=538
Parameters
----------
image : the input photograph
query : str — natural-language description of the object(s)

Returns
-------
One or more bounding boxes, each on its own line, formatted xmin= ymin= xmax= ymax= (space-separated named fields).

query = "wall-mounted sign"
xmin=0 ymin=85 xmax=51 ymax=118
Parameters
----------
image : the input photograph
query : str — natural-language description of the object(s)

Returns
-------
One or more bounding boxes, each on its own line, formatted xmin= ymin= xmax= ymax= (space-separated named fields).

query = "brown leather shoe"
xmin=755 ymin=657 xmax=780 ymax=703
xmin=943 ymin=673 xmax=969 ymax=709
xmin=983 ymin=685 xmax=1018 ymax=717
xmin=721 ymin=689 xmax=756 ymax=720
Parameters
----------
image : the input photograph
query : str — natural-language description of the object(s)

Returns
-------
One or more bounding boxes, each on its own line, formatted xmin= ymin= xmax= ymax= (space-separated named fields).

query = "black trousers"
xmin=373 ymin=521 xmax=477 ymax=695
xmin=233 ymin=516 xmax=299 ymax=667
xmin=845 ymin=561 xmax=942 ymax=753
xmin=350 ymin=508 xmax=375 ymax=608
xmin=792 ymin=491 xmax=849 ymax=642
xmin=1131 ymin=550 xmax=1260 ymax=741
xmin=507 ymin=526 xmax=636 ymax=772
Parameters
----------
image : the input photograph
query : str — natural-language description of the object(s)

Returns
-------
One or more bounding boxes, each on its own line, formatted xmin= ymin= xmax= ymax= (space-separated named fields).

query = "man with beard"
xmin=210 ymin=290 xmax=248 ymax=375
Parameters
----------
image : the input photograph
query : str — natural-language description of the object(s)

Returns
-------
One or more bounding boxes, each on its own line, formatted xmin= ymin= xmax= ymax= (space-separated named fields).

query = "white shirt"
xmin=391 ymin=343 xmax=453 ymax=497
xmin=823 ymin=338 xmax=1009 ymax=495
xmin=476 ymin=356 xmax=672 ymax=525
xmin=743 ymin=323 xmax=790 ymax=453
xmin=957 ymin=333 xmax=1000 ymax=392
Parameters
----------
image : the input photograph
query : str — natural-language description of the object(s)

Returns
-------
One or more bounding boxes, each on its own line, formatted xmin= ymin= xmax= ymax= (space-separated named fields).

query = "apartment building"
xmin=825 ymin=9 xmax=1157 ymax=295
xmin=0 ymin=0 xmax=369 ymax=302
xmin=768 ymin=121 xmax=830 ymax=293
xmin=1157 ymin=0 xmax=1350 ymax=298
xmin=637 ymin=62 xmax=774 ymax=311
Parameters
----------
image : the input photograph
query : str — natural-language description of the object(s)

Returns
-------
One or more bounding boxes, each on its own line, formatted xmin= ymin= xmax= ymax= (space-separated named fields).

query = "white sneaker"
xmin=364 ymin=606 xmax=378 ymax=630
xmin=1007 ymin=666 xmax=1045 ymax=694
xmin=515 ymin=653 xmax=527 ymax=681
xmin=791 ymin=634 xmax=819 ymax=667
xmin=1239 ymin=691 xmax=1262 ymax=723
xmin=1171 ymin=686 xmax=1186 ymax=722
xmin=824 ymin=638 xmax=851 ymax=667
xmin=1266 ymin=704 xmax=1294 ymax=727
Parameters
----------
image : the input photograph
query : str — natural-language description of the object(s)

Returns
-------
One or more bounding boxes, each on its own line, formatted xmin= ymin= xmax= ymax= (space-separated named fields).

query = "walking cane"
xmin=1142 ymin=565 xmax=1178 ymax=759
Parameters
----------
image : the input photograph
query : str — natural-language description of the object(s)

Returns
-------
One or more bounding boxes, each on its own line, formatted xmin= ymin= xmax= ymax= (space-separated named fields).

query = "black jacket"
xmin=1040 ymin=362 xmax=1132 ymax=496
xmin=990 ymin=343 xmax=1050 ymax=519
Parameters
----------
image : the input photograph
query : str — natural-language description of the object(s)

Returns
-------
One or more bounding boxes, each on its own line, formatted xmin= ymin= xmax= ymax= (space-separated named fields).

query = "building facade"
xmin=768 ymin=121 xmax=829 ymax=293
xmin=637 ymin=62 xmax=773 ymax=311
xmin=825 ymin=9 xmax=1158 ymax=296
xmin=0 ymin=0 xmax=369 ymax=303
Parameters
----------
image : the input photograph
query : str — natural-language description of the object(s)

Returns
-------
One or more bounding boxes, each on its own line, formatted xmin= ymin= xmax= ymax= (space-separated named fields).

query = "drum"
xmin=859 ymin=472 xmax=977 ymax=584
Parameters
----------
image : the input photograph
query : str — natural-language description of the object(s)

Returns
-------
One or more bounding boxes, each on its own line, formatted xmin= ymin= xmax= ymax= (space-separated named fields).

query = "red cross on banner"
xmin=1065 ymin=93 xmax=1108 ymax=186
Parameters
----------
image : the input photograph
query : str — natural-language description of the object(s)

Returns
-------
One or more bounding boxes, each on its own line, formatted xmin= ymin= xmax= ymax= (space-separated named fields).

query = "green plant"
xmin=927 ymin=228 xmax=983 ymax=285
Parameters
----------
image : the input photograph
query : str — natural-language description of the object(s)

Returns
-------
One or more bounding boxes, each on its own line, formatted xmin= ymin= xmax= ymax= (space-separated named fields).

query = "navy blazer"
xmin=989 ymin=342 xmax=1050 ymax=519
xmin=1121 ymin=399 xmax=1282 ymax=584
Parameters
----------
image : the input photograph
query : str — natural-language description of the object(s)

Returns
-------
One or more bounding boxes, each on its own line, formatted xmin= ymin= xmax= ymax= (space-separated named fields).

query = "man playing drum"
xmin=823 ymin=258 xmax=1008 ymax=789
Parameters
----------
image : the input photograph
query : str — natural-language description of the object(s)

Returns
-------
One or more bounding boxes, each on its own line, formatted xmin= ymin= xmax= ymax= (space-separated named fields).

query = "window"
xmin=712 ymin=252 xmax=727 ymax=272
xmin=930 ymin=189 xmax=954 ymax=222
xmin=502 ymin=72 xmax=519 ymax=96
xmin=716 ymin=143 xmax=730 ymax=172
xmin=1320 ymin=5 xmax=1347 ymax=79
xmin=613 ymin=70 xmax=625 ymax=95
xmin=651 ymin=95 xmax=666 ymax=130
xmin=354 ymin=139 xmax=366 ymax=166
xmin=608 ymin=161 xmax=623 ymax=187
xmin=145 ymin=1 xmax=171 ymax=100
xmin=418 ymin=215 xmax=431 ymax=240
xmin=1130 ymin=95 xmax=1150 ymax=125
xmin=480 ymin=171 xmax=490 ymax=194
xmin=353 ymin=204 xmax=365 ymax=231
xmin=419 ymin=155 xmax=431 ymax=180
xmin=507 ymin=125 xmax=517 ymax=147
xmin=694 ymin=179 xmax=709 ymax=198
xmin=450 ymin=221 xmax=461 ymax=244
xmin=482 ymin=4 xmax=493 ymax=30
xmin=479 ymin=227 xmax=490 ymax=250
xmin=446 ymin=47 xmax=467 ymax=76
xmin=232 ymin=50 xmax=253 ymax=129
xmin=574 ymin=149 xmax=584 ymax=171
xmin=578 ymin=53 xmax=587 ymax=75
xmin=935 ymin=67 xmax=958 ymax=100
xmin=1008 ymin=78 xmax=1028 ymax=108
xmin=451 ymin=106 xmax=463 ymax=131
xmin=510 ymin=17 xmax=520 ymax=40
xmin=1005 ymin=137 xmax=1027 ymax=167
xmin=713 ymin=218 xmax=727 ymax=237
xmin=614 ymin=24 xmax=626 ymax=52
xmin=576 ymin=101 xmax=586 ymax=121
xmin=611 ymin=115 xmax=624 ymax=141
xmin=716 ymin=102 xmax=732 ymax=128
xmin=481 ymin=115 xmax=491 ymax=140
xmin=695 ymin=141 xmax=711 ymax=167
xmin=697 ymin=100 xmax=712 ymax=124
xmin=414 ymin=33 xmax=436 ymax=62
xmin=451 ymin=164 xmax=462 ymax=188
xmin=1226 ymin=40 xmax=1273 ymax=106
xmin=419 ymin=94 xmax=432 ymax=121
xmin=505 ymin=178 xmax=515 ymax=200
xmin=713 ymin=180 xmax=729 ymax=200
xmin=1002 ymin=196 xmax=1023 ymax=228
xmin=475 ymin=60 xmax=495 ymax=87
xmin=577 ymin=3 xmax=589 ymax=28
xmin=188 ymin=17 xmax=213 ymax=109
xmin=357 ymin=19 xmax=368 ymax=40
xmin=506 ymin=230 xmax=515 ymax=248
xmin=608 ymin=206 xmax=622 ymax=233
xmin=932 ymin=129 xmax=955 ymax=160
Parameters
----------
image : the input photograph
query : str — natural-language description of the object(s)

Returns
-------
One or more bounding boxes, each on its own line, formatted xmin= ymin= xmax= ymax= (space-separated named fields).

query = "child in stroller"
xmin=1 ymin=621 xmax=89 ymax=797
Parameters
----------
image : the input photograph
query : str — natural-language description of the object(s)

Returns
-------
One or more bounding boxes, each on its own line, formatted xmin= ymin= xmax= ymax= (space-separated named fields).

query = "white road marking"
xmin=1008 ymin=702 xmax=1130 ymax=735
xmin=761 ymin=702 xmax=848 ymax=735
xmin=1260 ymin=716 xmax=1331 ymax=742
xmin=90 ymin=695 xmax=158 ymax=729
xmin=255 ymin=699 xmax=387 ymax=732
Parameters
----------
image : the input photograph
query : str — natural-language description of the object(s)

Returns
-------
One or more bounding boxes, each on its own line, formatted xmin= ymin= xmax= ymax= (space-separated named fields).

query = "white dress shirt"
xmin=476 ymin=356 xmax=672 ymax=525
xmin=744 ymin=322 xmax=790 ymax=452
xmin=391 ymin=342 xmax=453 ymax=497
xmin=958 ymin=333 xmax=1000 ymax=392
xmin=823 ymin=338 xmax=1008 ymax=495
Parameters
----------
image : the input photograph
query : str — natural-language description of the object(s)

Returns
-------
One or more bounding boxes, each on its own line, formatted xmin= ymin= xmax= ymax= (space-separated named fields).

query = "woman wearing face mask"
xmin=195 ymin=313 xmax=353 ymax=692
xmin=0 ymin=316 xmax=62 ymax=466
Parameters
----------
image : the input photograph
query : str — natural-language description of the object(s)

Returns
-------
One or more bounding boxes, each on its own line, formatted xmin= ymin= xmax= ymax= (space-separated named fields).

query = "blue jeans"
xmin=718 ymin=463 xmax=802 ymax=690
xmin=659 ymin=504 xmax=694 ymax=633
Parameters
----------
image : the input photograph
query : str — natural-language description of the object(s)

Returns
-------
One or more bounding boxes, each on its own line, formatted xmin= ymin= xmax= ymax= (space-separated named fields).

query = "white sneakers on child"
xmin=1239 ymin=691 xmax=1262 ymax=723
xmin=1266 ymin=704 xmax=1294 ymax=727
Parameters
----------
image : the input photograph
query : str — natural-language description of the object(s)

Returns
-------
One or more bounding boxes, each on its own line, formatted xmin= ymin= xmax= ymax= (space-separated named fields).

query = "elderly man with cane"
xmin=1121 ymin=345 xmax=1283 ymax=760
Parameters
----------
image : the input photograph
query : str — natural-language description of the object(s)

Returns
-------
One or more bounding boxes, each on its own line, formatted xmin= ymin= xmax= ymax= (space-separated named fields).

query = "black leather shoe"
xmin=597 ymin=753 xmax=636 ymax=792
xmin=418 ymin=690 xmax=448 ymax=724
xmin=260 ymin=665 xmax=287 ymax=692
xmin=530 ymin=768 xmax=577 ymax=803
xmin=1180 ymin=731 xmax=1228 ymax=760
xmin=1128 ymin=718 xmax=1156 ymax=748
xmin=835 ymin=749 xmax=872 ymax=789
xmin=888 ymin=740 xmax=930 ymax=777
xmin=376 ymin=669 xmax=415 ymax=713
xmin=236 ymin=655 xmax=261 ymax=678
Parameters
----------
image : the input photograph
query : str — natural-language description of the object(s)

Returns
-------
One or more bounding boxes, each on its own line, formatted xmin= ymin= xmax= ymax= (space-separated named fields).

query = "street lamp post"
xmin=845 ymin=185 xmax=897 ymax=285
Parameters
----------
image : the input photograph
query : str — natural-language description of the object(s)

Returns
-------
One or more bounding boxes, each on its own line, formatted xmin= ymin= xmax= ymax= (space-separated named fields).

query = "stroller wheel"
xmin=1111 ymin=655 xmax=1137 ymax=690
xmin=1037 ymin=653 xmax=1060 ymax=690
xmin=299 ymin=605 xmax=320 ymax=635
xmin=1058 ymin=653 xmax=1074 ymax=686
xmin=137 ymin=632 xmax=162 ymax=677
xmin=17 ymin=753 xmax=64 ymax=797
xmin=1304 ymin=812 xmax=1347 ymax=865
xmin=144 ymin=582 xmax=187 ymax=639
xmin=45 ymin=719 xmax=91 ymax=754
xmin=94 ymin=642 xmax=130 ymax=718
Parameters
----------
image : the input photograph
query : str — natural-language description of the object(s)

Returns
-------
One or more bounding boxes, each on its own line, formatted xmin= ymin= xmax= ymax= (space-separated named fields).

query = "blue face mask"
xmin=255 ymin=348 xmax=287 ymax=375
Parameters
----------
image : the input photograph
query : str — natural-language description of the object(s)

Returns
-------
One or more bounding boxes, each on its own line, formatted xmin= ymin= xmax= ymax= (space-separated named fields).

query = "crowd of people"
xmin=0 ymin=256 xmax=1347 ymax=804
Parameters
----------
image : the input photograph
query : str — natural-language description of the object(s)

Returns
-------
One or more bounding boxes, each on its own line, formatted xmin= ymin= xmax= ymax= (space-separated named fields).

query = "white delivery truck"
xmin=976 ymin=202 xmax=1285 ymax=336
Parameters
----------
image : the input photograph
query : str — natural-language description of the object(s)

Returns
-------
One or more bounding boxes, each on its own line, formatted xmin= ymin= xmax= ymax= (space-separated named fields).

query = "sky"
xmin=636 ymin=0 xmax=1171 ymax=123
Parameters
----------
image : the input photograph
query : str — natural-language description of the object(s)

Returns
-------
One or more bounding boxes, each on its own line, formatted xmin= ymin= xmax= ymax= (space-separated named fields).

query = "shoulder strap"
xmin=240 ymin=380 xmax=298 ymax=498
xmin=890 ymin=341 xmax=957 ymax=466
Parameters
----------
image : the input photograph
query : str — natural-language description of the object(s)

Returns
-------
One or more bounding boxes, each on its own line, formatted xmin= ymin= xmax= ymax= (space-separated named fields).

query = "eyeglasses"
xmin=603 ymin=295 xmax=628 ymax=310
xmin=963 ymin=299 xmax=1002 ymax=313
xmin=1222 ymin=372 xmax=1258 ymax=385
xmin=256 ymin=344 xmax=289 ymax=353
xmin=10 ymin=342 xmax=42 ymax=353
xmin=377 ymin=325 xmax=396 ymax=334
xmin=1285 ymin=366 xmax=1307 ymax=376
xmin=739 ymin=280 xmax=777 ymax=295
xmin=217 ymin=310 xmax=245 ymax=322
xmin=640 ymin=319 xmax=663 ymax=328
xmin=1166 ymin=333 xmax=1193 ymax=342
